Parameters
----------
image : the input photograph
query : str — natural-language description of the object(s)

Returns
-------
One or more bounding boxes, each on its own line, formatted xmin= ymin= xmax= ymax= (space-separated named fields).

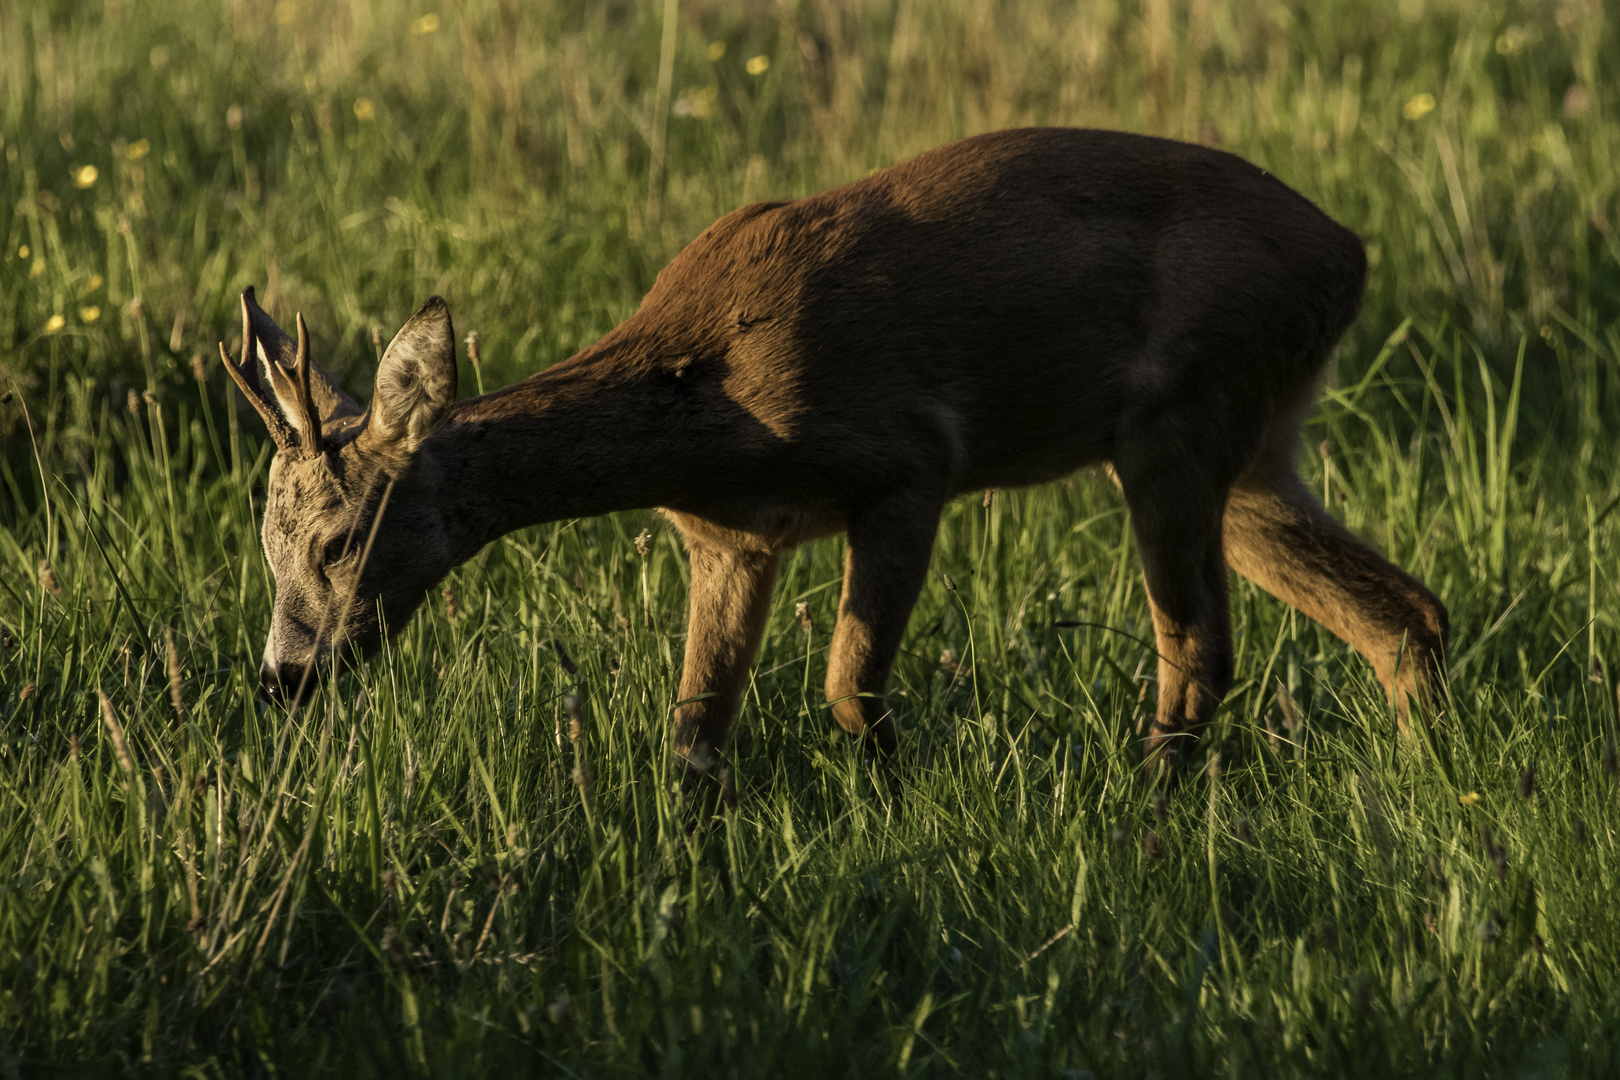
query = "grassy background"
xmin=2 ymin=0 xmax=1619 ymax=1074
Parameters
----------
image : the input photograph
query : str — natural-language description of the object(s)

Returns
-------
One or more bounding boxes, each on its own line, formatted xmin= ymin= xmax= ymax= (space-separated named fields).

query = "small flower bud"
xmin=634 ymin=528 xmax=651 ymax=555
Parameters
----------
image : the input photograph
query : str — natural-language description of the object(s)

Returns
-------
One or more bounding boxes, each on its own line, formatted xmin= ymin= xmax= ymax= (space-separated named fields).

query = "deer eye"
xmin=322 ymin=535 xmax=356 ymax=570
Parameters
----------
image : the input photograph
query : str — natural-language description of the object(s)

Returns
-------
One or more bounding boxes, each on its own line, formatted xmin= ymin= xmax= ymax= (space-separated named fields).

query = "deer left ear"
xmin=360 ymin=296 xmax=458 ymax=457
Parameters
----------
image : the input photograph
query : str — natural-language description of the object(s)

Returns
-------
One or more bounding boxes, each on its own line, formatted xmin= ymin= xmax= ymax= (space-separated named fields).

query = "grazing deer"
xmin=224 ymin=127 xmax=1448 ymax=776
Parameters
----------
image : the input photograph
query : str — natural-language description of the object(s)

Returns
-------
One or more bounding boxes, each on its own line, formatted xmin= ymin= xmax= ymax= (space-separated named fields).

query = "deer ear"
xmin=360 ymin=296 xmax=457 ymax=456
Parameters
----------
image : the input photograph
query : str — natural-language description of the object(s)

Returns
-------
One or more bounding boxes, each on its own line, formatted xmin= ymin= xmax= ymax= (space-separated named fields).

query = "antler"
xmin=219 ymin=293 xmax=298 ymax=451
xmin=292 ymin=312 xmax=324 ymax=455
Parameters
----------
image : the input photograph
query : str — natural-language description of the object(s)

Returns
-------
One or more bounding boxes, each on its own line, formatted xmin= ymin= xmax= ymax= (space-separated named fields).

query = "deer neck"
xmin=414 ymin=363 xmax=680 ymax=558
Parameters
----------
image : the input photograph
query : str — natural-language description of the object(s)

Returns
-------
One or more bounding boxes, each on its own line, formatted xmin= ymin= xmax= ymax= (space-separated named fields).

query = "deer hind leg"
xmin=825 ymin=489 xmax=943 ymax=755
xmin=1112 ymin=430 xmax=1240 ymax=773
xmin=671 ymin=538 xmax=781 ymax=775
xmin=1223 ymin=438 xmax=1449 ymax=731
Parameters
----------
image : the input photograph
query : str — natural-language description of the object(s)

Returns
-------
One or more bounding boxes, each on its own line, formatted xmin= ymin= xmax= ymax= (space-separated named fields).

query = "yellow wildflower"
xmin=1403 ymin=93 xmax=1435 ymax=121
xmin=412 ymin=13 xmax=439 ymax=34
xmin=746 ymin=54 xmax=769 ymax=76
xmin=708 ymin=41 xmax=726 ymax=60
xmin=17 ymin=245 xmax=28 ymax=259
xmin=80 ymin=306 xmax=100 ymax=323
xmin=126 ymin=139 xmax=150 ymax=161
xmin=353 ymin=98 xmax=375 ymax=121
xmin=44 ymin=315 xmax=66 ymax=334
xmin=73 ymin=164 xmax=98 ymax=188
xmin=1458 ymin=791 xmax=1481 ymax=806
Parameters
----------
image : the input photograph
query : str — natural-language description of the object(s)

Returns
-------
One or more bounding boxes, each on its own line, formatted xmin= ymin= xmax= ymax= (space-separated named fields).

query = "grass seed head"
xmin=442 ymin=589 xmax=458 ymax=622
xmin=634 ymin=528 xmax=651 ymax=555
xmin=164 ymin=627 xmax=184 ymax=720
xmin=939 ymin=648 xmax=959 ymax=674
xmin=464 ymin=329 xmax=481 ymax=367
xmin=565 ymin=693 xmax=583 ymax=743
xmin=941 ymin=572 xmax=957 ymax=591
xmin=37 ymin=561 xmax=60 ymax=595
xmin=795 ymin=600 xmax=812 ymax=632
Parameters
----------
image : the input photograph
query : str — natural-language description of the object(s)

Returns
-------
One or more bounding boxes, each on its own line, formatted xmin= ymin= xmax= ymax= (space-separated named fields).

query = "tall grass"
xmin=1 ymin=0 xmax=1618 ymax=1075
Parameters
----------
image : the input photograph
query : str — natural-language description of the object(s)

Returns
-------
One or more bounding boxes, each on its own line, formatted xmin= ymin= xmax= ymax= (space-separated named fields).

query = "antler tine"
xmin=294 ymin=312 xmax=325 ymax=455
xmin=221 ymin=289 xmax=298 ymax=450
xmin=219 ymin=342 xmax=298 ymax=449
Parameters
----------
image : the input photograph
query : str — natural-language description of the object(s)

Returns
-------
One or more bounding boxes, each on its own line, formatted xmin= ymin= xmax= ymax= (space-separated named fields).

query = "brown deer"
xmin=223 ymin=127 xmax=1448 ymax=776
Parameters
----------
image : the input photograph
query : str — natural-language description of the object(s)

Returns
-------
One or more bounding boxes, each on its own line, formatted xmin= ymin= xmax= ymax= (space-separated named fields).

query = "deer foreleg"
xmin=671 ymin=541 xmax=780 ymax=774
xmin=825 ymin=490 xmax=943 ymax=755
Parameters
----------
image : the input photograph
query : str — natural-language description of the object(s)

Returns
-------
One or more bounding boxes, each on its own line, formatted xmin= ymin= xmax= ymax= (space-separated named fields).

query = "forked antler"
xmin=218 ymin=291 xmax=329 ymax=455
xmin=219 ymin=292 xmax=297 ymax=451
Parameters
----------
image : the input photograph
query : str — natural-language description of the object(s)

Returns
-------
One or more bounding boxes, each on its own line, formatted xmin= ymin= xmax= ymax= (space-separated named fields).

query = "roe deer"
xmin=224 ymin=127 xmax=1448 ymax=775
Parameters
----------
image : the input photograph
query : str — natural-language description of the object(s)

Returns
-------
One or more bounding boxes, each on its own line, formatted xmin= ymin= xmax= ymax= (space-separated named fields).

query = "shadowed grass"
xmin=2 ymin=0 xmax=1619 ymax=1075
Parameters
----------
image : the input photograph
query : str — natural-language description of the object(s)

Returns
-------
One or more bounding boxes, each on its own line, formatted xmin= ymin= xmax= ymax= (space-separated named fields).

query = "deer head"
xmin=221 ymin=288 xmax=460 ymax=705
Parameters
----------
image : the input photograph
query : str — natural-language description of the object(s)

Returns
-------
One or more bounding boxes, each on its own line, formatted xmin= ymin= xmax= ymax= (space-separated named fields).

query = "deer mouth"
xmin=258 ymin=660 xmax=320 ymax=706
xmin=258 ymin=641 xmax=357 ymax=707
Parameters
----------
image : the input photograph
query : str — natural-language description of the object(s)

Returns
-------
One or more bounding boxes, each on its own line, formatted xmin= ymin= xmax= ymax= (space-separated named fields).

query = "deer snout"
xmin=258 ymin=661 xmax=318 ymax=706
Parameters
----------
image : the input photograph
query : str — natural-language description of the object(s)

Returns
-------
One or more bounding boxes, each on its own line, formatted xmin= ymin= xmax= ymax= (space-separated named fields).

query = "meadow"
xmin=2 ymin=0 xmax=1619 ymax=1074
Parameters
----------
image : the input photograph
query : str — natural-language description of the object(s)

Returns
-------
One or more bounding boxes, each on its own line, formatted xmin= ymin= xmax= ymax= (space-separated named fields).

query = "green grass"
xmin=3 ymin=0 xmax=1620 ymax=1075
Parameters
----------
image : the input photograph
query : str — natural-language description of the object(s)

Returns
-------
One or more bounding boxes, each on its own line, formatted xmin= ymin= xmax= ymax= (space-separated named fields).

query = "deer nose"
xmin=258 ymin=662 xmax=313 ymax=706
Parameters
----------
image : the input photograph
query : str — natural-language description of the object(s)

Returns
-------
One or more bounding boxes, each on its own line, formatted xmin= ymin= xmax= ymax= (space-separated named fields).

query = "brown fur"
xmin=230 ymin=127 xmax=1448 ymax=774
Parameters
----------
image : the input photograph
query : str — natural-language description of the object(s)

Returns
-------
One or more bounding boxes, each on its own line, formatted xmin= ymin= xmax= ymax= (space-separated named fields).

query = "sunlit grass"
xmin=2 ymin=0 xmax=1618 ymax=1075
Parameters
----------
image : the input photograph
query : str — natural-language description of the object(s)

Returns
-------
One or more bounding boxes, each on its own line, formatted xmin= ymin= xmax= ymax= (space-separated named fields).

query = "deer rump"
xmin=233 ymin=127 xmax=1448 ymax=780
